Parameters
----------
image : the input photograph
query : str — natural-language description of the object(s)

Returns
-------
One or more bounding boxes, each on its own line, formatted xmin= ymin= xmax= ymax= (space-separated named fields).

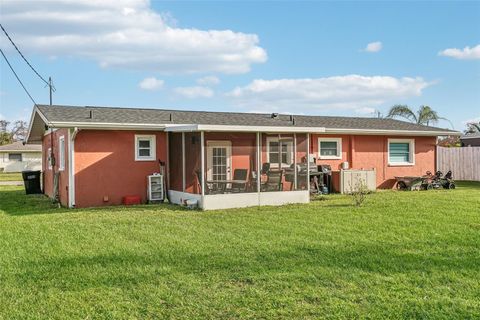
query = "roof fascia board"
xmin=49 ymin=121 xmax=167 ymax=130
xmin=165 ymin=124 xmax=327 ymax=133
xmin=26 ymin=105 xmax=51 ymax=143
xmin=324 ymin=128 xmax=461 ymax=136
xmin=42 ymin=120 xmax=459 ymax=136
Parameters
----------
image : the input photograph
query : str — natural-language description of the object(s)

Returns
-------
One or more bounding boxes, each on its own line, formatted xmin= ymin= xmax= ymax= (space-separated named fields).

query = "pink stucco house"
xmin=26 ymin=104 xmax=458 ymax=210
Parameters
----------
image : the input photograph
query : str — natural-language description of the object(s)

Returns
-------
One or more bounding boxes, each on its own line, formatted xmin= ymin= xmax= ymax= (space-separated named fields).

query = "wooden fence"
xmin=437 ymin=146 xmax=480 ymax=181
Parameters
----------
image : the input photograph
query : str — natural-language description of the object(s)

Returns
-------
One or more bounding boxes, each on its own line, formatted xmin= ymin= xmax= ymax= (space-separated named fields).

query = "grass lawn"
xmin=0 ymin=183 xmax=479 ymax=319
xmin=0 ymin=172 xmax=22 ymax=181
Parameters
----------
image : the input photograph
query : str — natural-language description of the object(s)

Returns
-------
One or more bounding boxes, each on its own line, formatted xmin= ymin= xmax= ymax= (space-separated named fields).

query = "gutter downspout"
xmin=68 ymin=127 xmax=79 ymax=208
xmin=49 ymin=126 xmax=57 ymax=203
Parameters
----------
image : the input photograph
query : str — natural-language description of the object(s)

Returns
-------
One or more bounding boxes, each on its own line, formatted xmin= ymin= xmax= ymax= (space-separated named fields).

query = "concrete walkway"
xmin=0 ymin=181 xmax=23 ymax=186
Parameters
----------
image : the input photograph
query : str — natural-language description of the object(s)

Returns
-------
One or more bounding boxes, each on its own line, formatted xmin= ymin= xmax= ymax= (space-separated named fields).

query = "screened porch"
xmin=167 ymin=129 xmax=314 ymax=210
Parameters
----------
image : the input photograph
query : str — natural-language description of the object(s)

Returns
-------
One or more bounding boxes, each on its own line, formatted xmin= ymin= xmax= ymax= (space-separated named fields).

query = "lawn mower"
xmin=395 ymin=170 xmax=455 ymax=191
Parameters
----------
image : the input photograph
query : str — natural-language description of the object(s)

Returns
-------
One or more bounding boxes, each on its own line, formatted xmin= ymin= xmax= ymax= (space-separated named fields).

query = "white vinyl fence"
xmin=437 ymin=146 xmax=480 ymax=181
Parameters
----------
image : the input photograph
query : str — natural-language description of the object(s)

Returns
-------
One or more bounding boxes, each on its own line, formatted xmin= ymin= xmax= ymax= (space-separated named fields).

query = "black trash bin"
xmin=22 ymin=170 xmax=42 ymax=194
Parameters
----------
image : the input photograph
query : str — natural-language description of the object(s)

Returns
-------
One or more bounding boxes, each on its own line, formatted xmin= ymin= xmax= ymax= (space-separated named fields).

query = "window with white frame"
xmin=266 ymin=136 xmax=293 ymax=168
xmin=59 ymin=136 xmax=65 ymax=171
xmin=388 ymin=139 xmax=415 ymax=165
xmin=318 ymin=137 xmax=342 ymax=159
xmin=47 ymin=147 xmax=52 ymax=170
xmin=135 ymin=135 xmax=156 ymax=161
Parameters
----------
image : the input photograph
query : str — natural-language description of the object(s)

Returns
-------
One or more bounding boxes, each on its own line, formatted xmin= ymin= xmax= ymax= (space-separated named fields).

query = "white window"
xmin=59 ymin=136 xmax=65 ymax=171
xmin=388 ymin=139 xmax=415 ymax=166
xmin=266 ymin=136 xmax=293 ymax=168
xmin=47 ymin=147 xmax=52 ymax=170
xmin=135 ymin=135 xmax=156 ymax=161
xmin=318 ymin=137 xmax=342 ymax=159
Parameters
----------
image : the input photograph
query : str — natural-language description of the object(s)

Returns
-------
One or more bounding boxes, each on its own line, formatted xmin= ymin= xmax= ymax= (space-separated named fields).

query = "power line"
xmin=0 ymin=47 xmax=37 ymax=105
xmin=0 ymin=23 xmax=53 ymax=89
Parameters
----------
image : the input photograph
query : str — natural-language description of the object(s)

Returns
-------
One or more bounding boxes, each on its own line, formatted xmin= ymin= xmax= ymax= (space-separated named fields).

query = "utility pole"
xmin=48 ymin=76 xmax=53 ymax=105
xmin=47 ymin=76 xmax=57 ymax=203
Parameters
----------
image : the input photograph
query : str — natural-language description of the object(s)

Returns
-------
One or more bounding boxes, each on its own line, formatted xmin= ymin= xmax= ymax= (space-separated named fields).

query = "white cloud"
xmin=174 ymin=86 xmax=214 ymax=98
xmin=0 ymin=0 xmax=267 ymax=74
xmin=196 ymin=76 xmax=220 ymax=86
xmin=364 ymin=41 xmax=382 ymax=53
xmin=439 ymin=44 xmax=480 ymax=60
xmin=355 ymin=107 xmax=376 ymax=114
xmin=227 ymin=75 xmax=431 ymax=113
xmin=138 ymin=77 xmax=164 ymax=90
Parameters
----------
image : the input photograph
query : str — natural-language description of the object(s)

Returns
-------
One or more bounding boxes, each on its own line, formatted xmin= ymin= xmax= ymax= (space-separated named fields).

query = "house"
xmin=461 ymin=133 xmax=480 ymax=147
xmin=26 ymin=104 xmax=459 ymax=210
xmin=0 ymin=141 xmax=42 ymax=173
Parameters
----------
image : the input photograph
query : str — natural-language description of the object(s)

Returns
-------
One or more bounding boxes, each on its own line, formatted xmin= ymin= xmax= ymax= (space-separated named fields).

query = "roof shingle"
xmin=36 ymin=104 xmax=457 ymax=133
xmin=0 ymin=141 xmax=41 ymax=152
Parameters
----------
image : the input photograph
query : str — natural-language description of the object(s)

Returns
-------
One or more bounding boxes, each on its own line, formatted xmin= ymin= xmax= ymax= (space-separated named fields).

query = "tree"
xmin=386 ymin=105 xmax=452 ymax=127
xmin=11 ymin=120 xmax=28 ymax=142
xmin=0 ymin=120 xmax=9 ymax=133
xmin=438 ymin=136 xmax=461 ymax=148
xmin=0 ymin=132 xmax=12 ymax=145
xmin=0 ymin=120 xmax=12 ymax=145
xmin=465 ymin=122 xmax=480 ymax=134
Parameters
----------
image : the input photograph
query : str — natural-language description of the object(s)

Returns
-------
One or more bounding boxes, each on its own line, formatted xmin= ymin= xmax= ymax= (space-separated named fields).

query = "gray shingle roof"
xmin=461 ymin=132 xmax=480 ymax=139
xmin=0 ymin=141 xmax=42 ymax=152
xmin=36 ymin=104 xmax=457 ymax=133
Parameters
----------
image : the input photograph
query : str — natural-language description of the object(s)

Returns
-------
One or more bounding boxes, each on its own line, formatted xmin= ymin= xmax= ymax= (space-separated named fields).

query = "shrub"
xmin=350 ymin=179 xmax=370 ymax=207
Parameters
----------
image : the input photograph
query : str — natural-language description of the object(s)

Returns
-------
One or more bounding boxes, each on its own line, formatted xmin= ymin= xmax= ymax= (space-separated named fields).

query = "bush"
xmin=350 ymin=179 xmax=370 ymax=207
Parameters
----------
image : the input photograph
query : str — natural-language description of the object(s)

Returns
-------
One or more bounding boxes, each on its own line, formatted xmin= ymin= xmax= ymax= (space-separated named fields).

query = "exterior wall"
xmin=42 ymin=128 xmax=70 ymax=206
xmin=310 ymin=134 xmax=436 ymax=189
xmin=0 ymin=152 xmax=42 ymax=172
xmin=74 ymin=130 xmax=167 ymax=208
xmin=69 ymin=129 xmax=437 ymax=208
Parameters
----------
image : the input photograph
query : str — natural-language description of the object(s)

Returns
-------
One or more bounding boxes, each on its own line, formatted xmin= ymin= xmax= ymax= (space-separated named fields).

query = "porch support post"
xmin=307 ymin=133 xmax=310 ymax=193
xmin=256 ymin=132 xmax=261 ymax=193
xmin=182 ymin=132 xmax=185 ymax=192
xmin=294 ymin=133 xmax=297 ymax=190
xmin=200 ymin=131 xmax=205 ymax=198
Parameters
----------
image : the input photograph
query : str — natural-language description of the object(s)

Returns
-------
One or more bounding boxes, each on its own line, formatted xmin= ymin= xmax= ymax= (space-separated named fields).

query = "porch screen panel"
xmin=261 ymin=133 xmax=294 ymax=192
xmin=203 ymin=132 xmax=257 ymax=194
xmin=168 ymin=132 xmax=183 ymax=192
xmin=184 ymin=132 xmax=201 ymax=194
xmin=295 ymin=134 xmax=308 ymax=190
xmin=231 ymin=132 xmax=257 ymax=193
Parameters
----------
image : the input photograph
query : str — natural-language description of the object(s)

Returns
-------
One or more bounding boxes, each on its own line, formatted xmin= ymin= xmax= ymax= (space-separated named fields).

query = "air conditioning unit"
xmin=148 ymin=174 xmax=164 ymax=202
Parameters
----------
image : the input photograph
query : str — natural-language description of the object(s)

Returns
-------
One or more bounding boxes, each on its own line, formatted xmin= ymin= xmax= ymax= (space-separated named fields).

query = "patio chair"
xmin=226 ymin=169 xmax=248 ymax=193
xmin=261 ymin=170 xmax=283 ymax=192
xmin=261 ymin=162 xmax=270 ymax=174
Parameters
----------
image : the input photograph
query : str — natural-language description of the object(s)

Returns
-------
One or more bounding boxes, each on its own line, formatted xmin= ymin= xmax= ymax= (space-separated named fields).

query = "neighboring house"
xmin=0 ymin=141 xmax=42 ymax=173
xmin=460 ymin=133 xmax=480 ymax=147
xmin=26 ymin=104 xmax=459 ymax=209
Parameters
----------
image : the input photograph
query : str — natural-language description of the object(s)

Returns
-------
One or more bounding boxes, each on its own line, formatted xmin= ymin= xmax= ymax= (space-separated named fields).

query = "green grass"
xmin=1 ymin=183 xmax=479 ymax=319
xmin=0 ymin=172 xmax=22 ymax=181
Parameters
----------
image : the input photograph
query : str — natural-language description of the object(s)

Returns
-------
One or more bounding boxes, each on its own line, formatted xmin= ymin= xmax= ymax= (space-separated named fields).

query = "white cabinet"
xmin=148 ymin=174 xmax=164 ymax=201
xmin=339 ymin=169 xmax=376 ymax=194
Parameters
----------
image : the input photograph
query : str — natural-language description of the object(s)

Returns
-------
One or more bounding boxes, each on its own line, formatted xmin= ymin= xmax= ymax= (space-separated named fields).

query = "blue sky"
xmin=0 ymin=1 xmax=479 ymax=130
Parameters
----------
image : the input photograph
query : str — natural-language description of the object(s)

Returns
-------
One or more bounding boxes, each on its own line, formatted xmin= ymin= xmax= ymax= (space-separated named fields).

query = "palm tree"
xmin=465 ymin=122 xmax=480 ymax=134
xmin=386 ymin=105 xmax=452 ymax=127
